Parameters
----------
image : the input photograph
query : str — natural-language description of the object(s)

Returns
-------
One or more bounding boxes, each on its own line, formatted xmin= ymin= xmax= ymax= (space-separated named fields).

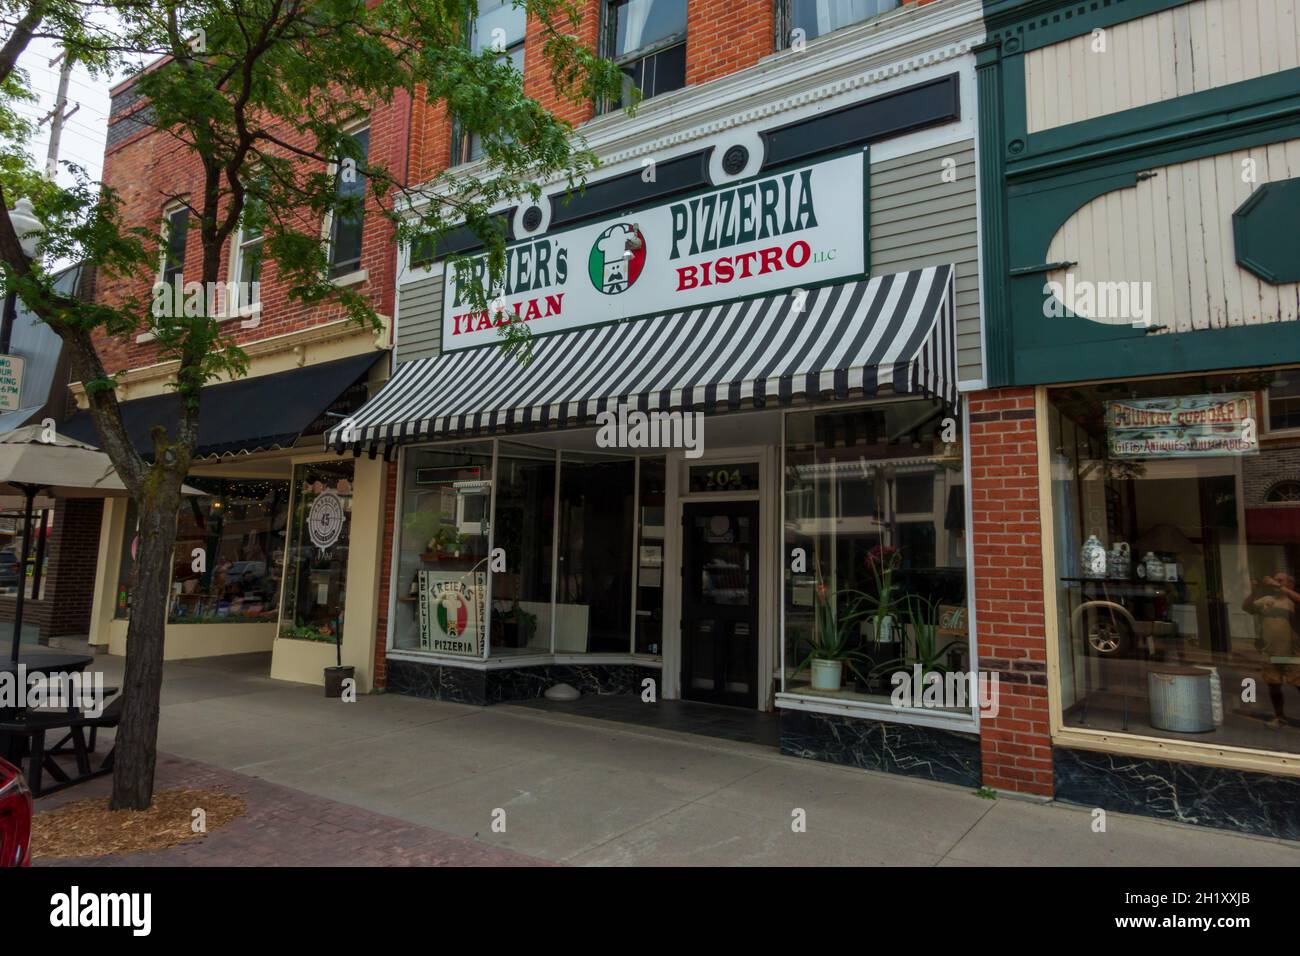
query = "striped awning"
xmin=330 ymin=264 xmax=956 ymax=450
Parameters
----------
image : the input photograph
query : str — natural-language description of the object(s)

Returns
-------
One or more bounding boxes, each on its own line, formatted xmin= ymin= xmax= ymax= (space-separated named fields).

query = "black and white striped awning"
xmin=330 ymin=264 xmax=956 ymax=450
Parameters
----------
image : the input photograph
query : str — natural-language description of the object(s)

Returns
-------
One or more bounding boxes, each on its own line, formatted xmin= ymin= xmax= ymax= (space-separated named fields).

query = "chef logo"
xmin=588 ymin=223 xmax=646 ymax=295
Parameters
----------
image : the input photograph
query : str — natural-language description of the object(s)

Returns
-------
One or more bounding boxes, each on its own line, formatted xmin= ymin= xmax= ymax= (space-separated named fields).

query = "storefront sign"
xmin=307 ymin=490 xmax=345 ymax=550
xmin=0 ymin=354 xmax=24 ymax=411
xmin=441 ymin=150 xmax=867 ymax=350
xmin=1106 ymin=393 xmax=1258 ymax=458
xmin=417 ymin=570 xmax=486 ymax=657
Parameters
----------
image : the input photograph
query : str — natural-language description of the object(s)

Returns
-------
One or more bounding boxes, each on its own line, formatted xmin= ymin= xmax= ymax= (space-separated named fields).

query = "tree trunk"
xmin=109 ymin=478 xmax=183 ymax=811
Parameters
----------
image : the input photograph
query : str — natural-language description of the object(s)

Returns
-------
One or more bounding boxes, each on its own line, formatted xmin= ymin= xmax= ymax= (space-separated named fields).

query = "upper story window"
xmin=603 ymin=0 xmax=687 ymax=110
xmin=231 ymin=196 xmax=265 ymax=311
xmin=454 ymin=0 xmax=528 ymax=165
xmin=328 ymin=126 xmax=370 ymax=278
xmin=779 ymin=0 xmax=901 ymax=48
xmin=160 ymin=205 xmax=189 ymax=286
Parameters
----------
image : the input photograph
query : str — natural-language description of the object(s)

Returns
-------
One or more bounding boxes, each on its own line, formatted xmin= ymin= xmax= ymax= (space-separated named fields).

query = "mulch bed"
xmin=32 ymin=787 xmax=246 ymax=859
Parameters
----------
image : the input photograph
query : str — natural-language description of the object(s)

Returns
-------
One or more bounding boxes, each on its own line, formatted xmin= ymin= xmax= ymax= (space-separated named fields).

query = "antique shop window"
xmin=492 ymin=442 xmax=556 ymax=656
xmin=602 ymin=0 xmax=687 ymax=110
xmin=1049 ymin=369 xmax=1300 ymax=757
xmin=394 ymin=442 xmax=494 ymax=654
xmin=635 ymin=457 xmax=667 ymax=655
xmin=779 ymin=0 xmax=900 ymax=47
xmin=556 ymin=452 xmax=635 ymax=653
xmin=168 ymin=477 xmax=290 ymax=625
xmin=782 ymin=399 xmax=968 ymax=707
xmin=280 ymin=460 xmax=355 ymax=642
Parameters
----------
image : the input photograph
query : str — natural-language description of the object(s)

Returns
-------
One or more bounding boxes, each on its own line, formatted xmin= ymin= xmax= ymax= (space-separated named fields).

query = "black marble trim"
xmin=780 ymin=708 xmax=981 ymax=788
xmin=1054 ymin=746 xmax=1300 ymax=842
xmin=384 ymin=657 xmax=661 ymax=707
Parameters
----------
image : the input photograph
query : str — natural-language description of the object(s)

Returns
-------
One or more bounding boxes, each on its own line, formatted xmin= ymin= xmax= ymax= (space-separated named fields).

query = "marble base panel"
xmin=1054 ymin=746 xmax=1300 ymax=841
xmin=780 ymin=709 xmax=982 ymax=787
xmin=384 ymin=658 xmax=660 ymax=707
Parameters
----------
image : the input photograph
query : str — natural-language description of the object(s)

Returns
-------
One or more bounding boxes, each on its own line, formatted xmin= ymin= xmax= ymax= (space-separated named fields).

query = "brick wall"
xmin=96 ymin=89 xmax=407 ymax=376
xmin=969 ymin=388 xmax=1053 ymax=796
xmin=685 ymin=0 xmax=773 ymax=86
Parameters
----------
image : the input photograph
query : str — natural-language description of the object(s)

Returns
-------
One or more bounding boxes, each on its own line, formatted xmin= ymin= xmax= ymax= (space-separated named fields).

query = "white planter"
xmin=810 ymin=658 xmax=843 ymax=691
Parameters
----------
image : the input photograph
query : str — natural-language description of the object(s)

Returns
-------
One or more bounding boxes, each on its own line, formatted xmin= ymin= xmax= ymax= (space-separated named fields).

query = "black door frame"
xmin=680 ymin=500 xmax=760 ymax=708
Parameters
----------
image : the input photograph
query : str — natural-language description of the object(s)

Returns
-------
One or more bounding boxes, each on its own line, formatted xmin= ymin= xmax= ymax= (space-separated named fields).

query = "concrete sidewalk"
xmin=72 ymin=651 xmax=1300 ymax=866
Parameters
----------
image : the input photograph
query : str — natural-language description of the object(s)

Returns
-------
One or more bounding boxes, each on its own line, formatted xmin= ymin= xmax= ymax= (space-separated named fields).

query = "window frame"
xmin=598 ymin=0 xmax=689 ymax=113
xmin=774 ymin=0 xmax=903 ymax=51
xmin=158 ymin=203 xmax=190 ymax=289
xmin=1262 ymin=377 xmax=1300 ymax=439
xmin=324 ymin=122 xmax=371 ymax=280
xmin=452 ymin=1 xmax=528 ymax=167
xmin=228 ymin=191 xmax=266 ymax=317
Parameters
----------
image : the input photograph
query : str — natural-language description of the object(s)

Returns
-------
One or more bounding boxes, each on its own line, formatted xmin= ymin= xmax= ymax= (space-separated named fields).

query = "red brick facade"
xmin=968 ymin=388 xmax=1053 ymax=795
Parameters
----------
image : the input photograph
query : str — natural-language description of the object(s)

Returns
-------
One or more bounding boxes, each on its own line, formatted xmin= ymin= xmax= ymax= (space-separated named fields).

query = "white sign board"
xmin=441 ymin=149 xmax=868 ymax=351
xmin=417 ymin=569 xmax=486 ymax=657
xmin=0 ymin=355 xmax=24 ymax=412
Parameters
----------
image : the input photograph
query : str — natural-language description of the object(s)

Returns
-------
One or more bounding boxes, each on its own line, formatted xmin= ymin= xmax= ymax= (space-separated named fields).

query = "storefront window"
xmin=394 ymin=442 xmax=493 ymax=653
xmin=114 ymin=500 xmax=139 ymax=619
xmin=1049 ymin=370 xmax=1300 ymax=756
xmin=168 ymin=477 xmax=290 ymax=624
xmin=782 ymin=399 xmax=968 ymax=706
xmin=280 ymin=460 xmax=354 ymax=642
xmin=635 ymin=458 xmax=666 ymax=655
xmin=492 ymin=443 xmax=556 ymax=656
xmin=557 ymin=453 xmax=634 ymax=653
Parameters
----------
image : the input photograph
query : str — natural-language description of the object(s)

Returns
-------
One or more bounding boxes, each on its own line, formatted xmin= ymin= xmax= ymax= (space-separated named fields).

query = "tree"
xmin=0 ymin=0 xmax=622 ymax=810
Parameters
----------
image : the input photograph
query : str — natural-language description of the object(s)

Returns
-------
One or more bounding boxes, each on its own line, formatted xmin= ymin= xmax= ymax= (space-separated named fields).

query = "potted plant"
xmin=494 ymin=599 xmax=538 ymax=648
xmin=794 ymin=584 xmax=872 ymax=692
xmin=857 ymin=545 xmax=905 ymax=691
xmin=324 ymin=615 xmax=353 ymax=698
xmin=868 ymin=594 xmax=967 ymax=686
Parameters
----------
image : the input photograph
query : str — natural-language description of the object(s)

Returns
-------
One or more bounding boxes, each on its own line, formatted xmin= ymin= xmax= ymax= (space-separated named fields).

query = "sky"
xmin=11 ymin=35 xmax=118 ymax=188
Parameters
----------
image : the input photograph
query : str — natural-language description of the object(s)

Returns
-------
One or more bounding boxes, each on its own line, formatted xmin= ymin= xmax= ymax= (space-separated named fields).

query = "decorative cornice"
xmin=405 ymin=0 xmax=985 ymax=209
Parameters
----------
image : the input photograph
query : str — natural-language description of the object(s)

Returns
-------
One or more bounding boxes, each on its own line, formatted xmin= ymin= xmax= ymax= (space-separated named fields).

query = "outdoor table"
xmin=0 ymin=649 xmax=100 ymax=791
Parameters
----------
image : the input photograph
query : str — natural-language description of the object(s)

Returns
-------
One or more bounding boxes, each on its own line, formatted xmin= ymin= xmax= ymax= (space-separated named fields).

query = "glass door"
xmin=681 ymin=501 xmax=759 ymax=707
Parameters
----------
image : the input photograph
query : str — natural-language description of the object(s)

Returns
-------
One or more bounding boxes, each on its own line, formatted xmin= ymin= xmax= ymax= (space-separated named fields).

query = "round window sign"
xmin=587 ymin=223 xmax=646 ymax=295
xmin=308 ymin=490 xmax=345 ymax=550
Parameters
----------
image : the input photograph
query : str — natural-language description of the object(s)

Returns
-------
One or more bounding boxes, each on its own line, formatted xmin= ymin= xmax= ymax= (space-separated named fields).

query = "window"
xmin=280 ymin=460 xmax=354 ymax=642
xmin=782 ymin=399 xmax=968 ymax=707
xmin=1266 ymin=372 xmax=1300 ymax=432
xmin=779 ymin=0 xmax=900 ymax=47
xmin=1048 ymin=369 xmax=1300 ymax=758
xmin=603 ymin=0 xmax=687 ymax=110
xmin=635 ymin=457 xmax=666 ymax=654
xmin=327 ymin=127 xmax=369 ymax=277
xmin=160 ymin=205 xmax=189 ymax=287
xmin=168 ymin=477 xmax=290 ymax=625
xmin=230 ymin=198 xmax=265 ymax=312
xmin=492 ymin=442 xmax=557 ymax=656
xmin=454 ymin=0 xmax=528 ymax=165
xmin=393 ymin=443 xmax=494 ymax=654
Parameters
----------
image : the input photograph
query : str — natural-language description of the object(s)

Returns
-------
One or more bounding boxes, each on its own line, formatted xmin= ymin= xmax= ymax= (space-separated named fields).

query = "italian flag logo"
xmin=588 ymin=223 xmax=646 ymax=295
xmin=437 ymin=591 xmax=469 ymax=637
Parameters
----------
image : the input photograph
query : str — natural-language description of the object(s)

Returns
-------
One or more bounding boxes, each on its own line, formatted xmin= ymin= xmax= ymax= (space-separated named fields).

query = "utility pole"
xmin=41 ymin=48 xmax=78 ymax=180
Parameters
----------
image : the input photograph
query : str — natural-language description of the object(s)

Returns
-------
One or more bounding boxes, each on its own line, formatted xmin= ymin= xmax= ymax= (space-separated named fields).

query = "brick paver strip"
xmin=33 ymin=753 xmax=548 ymax=867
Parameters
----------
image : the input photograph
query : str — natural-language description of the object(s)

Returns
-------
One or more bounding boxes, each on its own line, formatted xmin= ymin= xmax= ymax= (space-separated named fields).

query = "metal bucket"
xmin=1147 ymin=666 xmax=1214 ymax=733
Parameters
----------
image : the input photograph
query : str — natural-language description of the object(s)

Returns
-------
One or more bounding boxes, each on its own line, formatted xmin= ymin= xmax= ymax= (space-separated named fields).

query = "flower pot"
xmin=810 ymin=658 xmax=843 ymax=691
xmin=324 ymin=665 xmax=355 ymax=698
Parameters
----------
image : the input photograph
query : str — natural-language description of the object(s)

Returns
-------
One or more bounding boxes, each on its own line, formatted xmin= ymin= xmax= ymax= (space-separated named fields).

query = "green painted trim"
xmin=984 ymin=0 xmax=1193 ymax=53
xmin=1233 ymin=178 xmax=1300 ymax=285
xmin=1016 ymin=69 xmax=1300 ymax=176
xmin=976 ymin=55 xmax=1013 ymax=386
xmin=1012 ymin=321 xmax=1300 ymax=385
xmin=1003 ymin=53 xmax=1029 ymax=162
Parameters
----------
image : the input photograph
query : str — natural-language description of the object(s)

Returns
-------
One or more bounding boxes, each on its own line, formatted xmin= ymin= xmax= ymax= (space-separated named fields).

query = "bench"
xmin=0 ymin=695 xmax=122 ymax=796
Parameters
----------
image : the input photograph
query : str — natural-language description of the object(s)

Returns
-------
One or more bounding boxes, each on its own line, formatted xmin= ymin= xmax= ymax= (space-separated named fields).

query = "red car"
xmin=0 ymin=757 xmax=32 ymax=867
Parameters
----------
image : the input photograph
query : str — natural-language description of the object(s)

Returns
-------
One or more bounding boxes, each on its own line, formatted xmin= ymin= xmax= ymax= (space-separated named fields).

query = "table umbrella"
xmin=0 ymin=424 xmax=205 ymax=663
